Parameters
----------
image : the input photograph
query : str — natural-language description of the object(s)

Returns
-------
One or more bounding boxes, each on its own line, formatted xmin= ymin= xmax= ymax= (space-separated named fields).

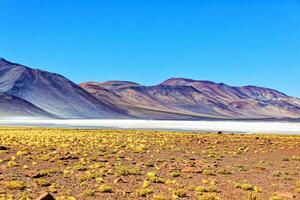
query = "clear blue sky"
xmin=0 ymin=0 xmax=300 ymax=96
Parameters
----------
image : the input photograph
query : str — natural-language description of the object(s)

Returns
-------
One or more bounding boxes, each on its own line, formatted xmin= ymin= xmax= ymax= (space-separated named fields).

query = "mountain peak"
xmin=161 ymin=77 xmax=218 ymax=86
xmin=0 ymin=59 xmax=128 ymax=118
xmin=0 ymin=57 xmax=298 ymax=120
xmin=0 ymin=58 xmax=23 ymax=67
xmin=103 ymin=80 xmax=140 ymax=85
xmin=162 ymin=77 xmax=195 ymax=83
xmin=81 ymin=81 xmax=140 ymax=90
xmin=0 ymin=58 xmax=10 ymax=64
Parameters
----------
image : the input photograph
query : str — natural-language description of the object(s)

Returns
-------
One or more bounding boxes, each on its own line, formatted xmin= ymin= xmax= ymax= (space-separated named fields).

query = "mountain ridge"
xmin=0 ymin=57 xmax=129 ymax=119
xmin=1 ymin=57 xmax=300 ymax=120
xmin=80 ymin=79 xmax=300 ymax=119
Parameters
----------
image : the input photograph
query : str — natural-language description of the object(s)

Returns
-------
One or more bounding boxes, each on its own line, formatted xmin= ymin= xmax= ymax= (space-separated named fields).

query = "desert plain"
xmin=0 ymin=127 xmax=299 ymax=200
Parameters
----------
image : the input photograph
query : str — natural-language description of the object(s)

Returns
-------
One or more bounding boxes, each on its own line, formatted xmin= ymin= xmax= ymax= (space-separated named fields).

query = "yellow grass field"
xmin=0 ymin=127 xmax=300 ymax=200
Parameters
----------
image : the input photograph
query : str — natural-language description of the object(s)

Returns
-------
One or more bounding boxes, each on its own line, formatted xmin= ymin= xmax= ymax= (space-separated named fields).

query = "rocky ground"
xmin=0 ymin=127 xmax=299 ymax=200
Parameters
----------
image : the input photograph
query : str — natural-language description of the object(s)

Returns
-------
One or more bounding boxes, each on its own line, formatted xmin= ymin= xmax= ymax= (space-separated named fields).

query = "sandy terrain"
xmin=0 ymin=128 xmax=299 ymax=200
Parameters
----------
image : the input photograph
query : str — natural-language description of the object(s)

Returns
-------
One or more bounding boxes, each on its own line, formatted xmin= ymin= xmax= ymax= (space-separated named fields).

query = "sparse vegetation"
xmin=0 ymin=127 xmax=299 ymax=199
xmin=98 ymin=184 xmax=112 ymax=193
xmin=173 ymin=188 xmax=188 ymax=198
xmin=269 ymin=194 xmax=285 ymax=200
xmin=115 ymin=165 xmax=142 ymax=176
xmin=137 ymin=188 xmax=154 ymax=197
xmin=297 ymin=180 xmax=300 ymax=193
xmin=4 ymin=180 xmax=27 ymax=190
xmin=247 ymin=192 xmax=262 ymax=200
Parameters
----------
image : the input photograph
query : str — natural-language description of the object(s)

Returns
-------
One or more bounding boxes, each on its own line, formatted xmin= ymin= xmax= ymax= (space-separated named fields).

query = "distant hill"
xmin=1 ymin=57 xmax=300 ymax=120
xmin=81 ymin=78 xmax=300 ymax=119
xmin=0 ymin=92 xmax=55 ymax=119
xmin=0 ymin=58 xmax=128 ymax=118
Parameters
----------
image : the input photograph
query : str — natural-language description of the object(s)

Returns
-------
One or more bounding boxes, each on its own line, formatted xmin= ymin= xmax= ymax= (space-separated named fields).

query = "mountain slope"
xmin=0 ymin=58 xmax=128 ymax=118
xmin=1 ymin=57 xmax=299 ymax=120
xmin=81 ymin=78 xmax=300 ymax=119
xmin=0 ymin=92 xmax=55 ymax=118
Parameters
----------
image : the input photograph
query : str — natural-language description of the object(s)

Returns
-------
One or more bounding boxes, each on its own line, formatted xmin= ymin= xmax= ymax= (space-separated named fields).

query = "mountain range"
xmin=1 ymin=57 xmax=300 ymax=120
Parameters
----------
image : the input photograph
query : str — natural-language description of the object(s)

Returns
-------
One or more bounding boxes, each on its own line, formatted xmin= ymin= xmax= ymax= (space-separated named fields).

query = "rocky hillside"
xmin=81 ymin=78 xmax=300 ymax=119
xmin=1 ymin=57 xmax=300 ymax=120
xmin=0 ymin=58 xmax=128 ymax=118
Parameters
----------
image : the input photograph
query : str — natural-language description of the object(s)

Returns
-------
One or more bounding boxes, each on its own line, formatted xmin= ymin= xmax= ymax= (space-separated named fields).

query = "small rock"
xmin=182 ymin=167 xmax=202 ymax=173
xmin=0 ymin=146 xmax=9 ymax=150
xmin=189 ymin=162 xmax=197 ymax=167
xmin=49 ymin=156 xmax=59 ymax=162
xmin=37 ymin=192 xmax=55 ymax=200
xmin=115 ymin=178 xmax=128 ymax=183
xmin=59 ymin=155 xmax=79 ymax=160
xmin=169 ymin=166 xmax=179 ymax=171
xmin=275 ymin=192 xmax=294 ymax=199
xmin=98 ymin=158 xmax=108 ymax=162
xmin=194 ymin=160 xmax=204 ymax=166
xmin=211 ymin=163 xmax=221 ymax=168
xmin=26 ymin=170 xmax=45 ymax=178
xmin=124 ymin=157 xmax=133 ymax=161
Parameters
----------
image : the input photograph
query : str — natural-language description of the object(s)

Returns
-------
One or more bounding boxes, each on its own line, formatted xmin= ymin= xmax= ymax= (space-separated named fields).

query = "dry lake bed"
xmin=0 ymin=119 xmax=300 ymax=135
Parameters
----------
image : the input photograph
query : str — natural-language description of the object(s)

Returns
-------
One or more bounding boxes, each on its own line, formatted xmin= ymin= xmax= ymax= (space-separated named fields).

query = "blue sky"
xmin=0 ymin=0 xmax=300 ymax=96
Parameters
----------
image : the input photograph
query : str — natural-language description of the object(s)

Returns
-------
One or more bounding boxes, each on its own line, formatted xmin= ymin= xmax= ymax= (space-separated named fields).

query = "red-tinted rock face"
xmin=1 ymin=57 xmax=300 ymax=120
xmin=81 ymin=78 xmax=300 ymax=119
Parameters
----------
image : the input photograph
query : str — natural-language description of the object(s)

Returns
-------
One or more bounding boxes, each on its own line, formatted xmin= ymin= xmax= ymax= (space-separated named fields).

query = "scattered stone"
xmin=59 ymin=155 xmax=79 ymax=160
xmin=169 ymin=166 xmax=179 ymax=171
xmin=27 ymin=170 xmax=45 ymax=178
xmin=194 ymin=160 xmax=204 ymax=166
xmin=182 ymin=167 xmax=202 ymax=173
xmin=37 ymin=192 xmax=55 ymax=200
xmin=98 ymin=158 xmax=108 ymax=162
xmin=0 ymin=146 xmax=9 ymax=150
xmin=275 ymin=192 xmax=294 ymax=199
xmin=211 ymin=163 xmax=221 ymax=168
xmin=125 ymin=157 xmax=133 ymax=161
xmin=187 ymin=161 xmax=196 ymax=167
xmin=114 ymin=178 xmax=128 ymax=183
xmin=49 ymin=156 xmax=59 ymax=162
